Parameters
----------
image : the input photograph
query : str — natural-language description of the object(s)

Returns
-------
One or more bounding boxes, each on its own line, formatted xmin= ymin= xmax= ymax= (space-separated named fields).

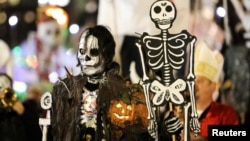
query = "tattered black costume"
xmin=50 ymin=63 xmax=127 ymax=141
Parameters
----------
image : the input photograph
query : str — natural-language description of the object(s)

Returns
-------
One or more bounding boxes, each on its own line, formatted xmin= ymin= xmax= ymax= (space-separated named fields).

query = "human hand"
xmin=12 ymin=101 xmax=24 ymax=115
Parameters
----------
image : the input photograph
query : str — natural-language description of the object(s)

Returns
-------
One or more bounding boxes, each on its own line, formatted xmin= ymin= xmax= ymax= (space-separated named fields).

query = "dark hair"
xmin=78 ymin=25 xmax=116 ymax=67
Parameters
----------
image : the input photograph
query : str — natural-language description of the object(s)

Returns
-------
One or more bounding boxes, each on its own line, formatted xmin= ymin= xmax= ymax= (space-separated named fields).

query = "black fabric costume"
xmin=50 ymin=63 xmax=127 ymax=141
xmin=0 ymin=108 xmax=27 ymax=141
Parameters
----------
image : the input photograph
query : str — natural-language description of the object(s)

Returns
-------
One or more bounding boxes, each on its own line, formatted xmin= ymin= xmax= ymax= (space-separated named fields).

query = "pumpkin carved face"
xmin=109 ymin=90 xmax=148 ymax=129
xmin=109 ymin=100 xmax=135 ymax=128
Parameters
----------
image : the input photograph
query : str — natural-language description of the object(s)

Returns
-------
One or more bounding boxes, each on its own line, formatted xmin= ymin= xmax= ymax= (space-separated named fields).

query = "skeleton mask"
xmin=37 ymin=20 xmax=61 ymax=48
xmin=78 ymin=32 xmax=105 ymax=76
xmin=150 ymin=0 xmax=176 ymax=30
xmin=243 ymin=0 xmax=250 ymax=11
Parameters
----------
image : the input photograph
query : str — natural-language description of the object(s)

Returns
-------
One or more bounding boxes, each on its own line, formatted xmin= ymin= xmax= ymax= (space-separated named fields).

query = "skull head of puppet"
xmin=0 ymin=73 xmax=12 ymax=91
xmin=78 ymin=26 xmax=115 ymax=76
xmin=36 ymin=13 xmax=62 ymax=49
xmin=150 ymin=0 xmax=176 ymax=30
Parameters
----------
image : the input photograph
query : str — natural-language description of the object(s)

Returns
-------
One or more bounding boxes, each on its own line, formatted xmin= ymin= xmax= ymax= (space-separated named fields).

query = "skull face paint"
xmin=150 ymin=0 xmax=176 ymax=30
xmin=83 ymin=95 xmax=97 ymax=114
xmin=78 ymin=32 xmax=105 ymax=76
xmin=37 ymin=20 xmax=62 ymax=48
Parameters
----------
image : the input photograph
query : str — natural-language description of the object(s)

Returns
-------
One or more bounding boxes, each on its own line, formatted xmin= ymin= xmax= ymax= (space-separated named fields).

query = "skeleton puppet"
xmin=135 ymin=0 xmax=200 ymax=141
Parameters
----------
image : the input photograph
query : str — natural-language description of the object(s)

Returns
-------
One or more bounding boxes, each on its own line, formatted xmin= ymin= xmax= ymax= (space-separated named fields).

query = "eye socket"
xmin=154 ymin=6 xmax=161 ymax=14
xmin=90 ymin=48 xmax=99 ymax=56
xmin=46 ymin=30 xmax=52 ymax=35
xmin=55 ymin=29 xmax=60 ymax=36
xmin=166 ymin=5 xmax=172 ymax=12
xmin=79 ymin=48 xmax=86 ymax=54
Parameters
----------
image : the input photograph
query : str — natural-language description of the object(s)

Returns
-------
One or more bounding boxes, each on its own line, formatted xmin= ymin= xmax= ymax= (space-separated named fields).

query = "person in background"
xmin=25 ymin=84 xmax=45 ymax=117
xmin=0 ymin=73 xmax=27 ymax=141
xmin=20 ymin=84 xmax=44 ymax=141
xmin=188 ymin=41 xmax=240 ymax=141
xmin=13 ymin=6 xmax=80 ymax=89
xmin=0 ymin=39 xmax=13 ymax=77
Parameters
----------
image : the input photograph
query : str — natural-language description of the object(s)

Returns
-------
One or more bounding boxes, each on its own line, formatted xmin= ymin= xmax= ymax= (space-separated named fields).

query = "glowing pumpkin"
xmin=109 ymin=88 xmax=148 ymax=129
xmin=109 ymin=100 xmax=135 ymax=128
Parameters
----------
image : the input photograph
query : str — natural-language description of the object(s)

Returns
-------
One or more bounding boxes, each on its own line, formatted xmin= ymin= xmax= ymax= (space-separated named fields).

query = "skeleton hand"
xmin=163 ymin=111 xmax=183 ymax=134
xmin=148 ymin=119 xmax=158 ymax=138
xmin=190 ymin=116 xmax=200 ymax=136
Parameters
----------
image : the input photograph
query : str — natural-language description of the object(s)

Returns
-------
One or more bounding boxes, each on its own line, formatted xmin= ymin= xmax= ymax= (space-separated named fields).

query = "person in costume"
xmin=13 ymin=6 xmax=79 ymax=87
xmin=50 ymin=25 xmax=125 ymax=141
xmin=189 ymin=41 xmax=240 ymax=141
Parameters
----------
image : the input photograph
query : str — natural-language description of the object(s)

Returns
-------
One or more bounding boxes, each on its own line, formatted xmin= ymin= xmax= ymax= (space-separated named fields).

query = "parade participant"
xmin=190 ymin=41 xmax=240 ymax=141
xmin=0 ymin=73 xmax=27 ymax=141
xmin=50 ymin=25 xmax=124 ymax=141
xmin=13 ymin=6 xmax=79 ymax=86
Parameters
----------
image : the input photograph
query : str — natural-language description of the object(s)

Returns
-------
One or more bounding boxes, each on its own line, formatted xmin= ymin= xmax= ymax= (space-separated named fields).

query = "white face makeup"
xmin=37 ymin=20 xmax=61 ymax=48
xmin=0 ymin=75 xmax=11 ymax=91
xmin=78 ymin=33 xmax=105 ymax=76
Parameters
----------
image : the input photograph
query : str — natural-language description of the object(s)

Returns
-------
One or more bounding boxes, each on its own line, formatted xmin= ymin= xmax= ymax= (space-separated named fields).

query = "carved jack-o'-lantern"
xmin=109 ymin=100 xmax=135 ymax=128
xmin=109 ymin=84 xmax=148 ymax=129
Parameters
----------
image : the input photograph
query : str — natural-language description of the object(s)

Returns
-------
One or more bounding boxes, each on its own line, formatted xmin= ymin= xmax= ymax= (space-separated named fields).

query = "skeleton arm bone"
xmin=136 ymin=41 xmax=158 ymax=140
xmin=186 ymin=37 xmax=200 ymax=136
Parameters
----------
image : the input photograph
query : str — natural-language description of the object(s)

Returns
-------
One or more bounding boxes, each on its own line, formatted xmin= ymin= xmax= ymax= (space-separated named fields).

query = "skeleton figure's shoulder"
xmin=168 ymin=30 xmax=196 ymax=43
xmin=180 ymin=30 xmax=196 ymax=40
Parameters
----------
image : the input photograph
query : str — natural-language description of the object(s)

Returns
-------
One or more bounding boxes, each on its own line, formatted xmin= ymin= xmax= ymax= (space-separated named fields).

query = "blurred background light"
xmin=24 ymin=11 xmax=36 ymax=23
xmin=49 ymin=72 xmax=59 ymax=83
xmin=69 ymin=24 xmax=80 ymax=34
xmin=13 ymin=81 xmax=27 ymax=93
xmin=38 ymin=0 xmax=48 ymax=6
xmin=8 ymin=15 xmax=18 ymax=26
xmin=38 ymin=0 xmax=70 ymax=7
xmin=42 ymin=6 xmax=69 ymax=28
xmin=85 ymin=1 xmax=97 ymax=13
xmin=8 ymin=0 xmax=20 ymax=6
xmin=0 ymin=11 xmax=7 ymax=24
xmin=216 ymin=6 xmax=226 ymax=18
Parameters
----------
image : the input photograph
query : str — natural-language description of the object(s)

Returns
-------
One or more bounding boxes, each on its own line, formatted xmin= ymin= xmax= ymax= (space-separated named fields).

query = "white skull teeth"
xmin=154 ymin=18 xmax=174 ymax=25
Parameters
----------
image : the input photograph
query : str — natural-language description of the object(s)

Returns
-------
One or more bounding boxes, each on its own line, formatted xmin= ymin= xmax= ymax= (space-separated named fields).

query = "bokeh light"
xmin=8 ymin=15 xmax=18 ymax=26
xmin=216 ymin=6 xmax=226 ymax=18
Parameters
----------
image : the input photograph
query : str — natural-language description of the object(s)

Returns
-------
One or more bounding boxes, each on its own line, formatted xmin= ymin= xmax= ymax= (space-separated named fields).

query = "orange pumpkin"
xmin=109 ymin=100 xmax=135 ymax=128
xmin=109 ymin=84 xmax=148 ymax=130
